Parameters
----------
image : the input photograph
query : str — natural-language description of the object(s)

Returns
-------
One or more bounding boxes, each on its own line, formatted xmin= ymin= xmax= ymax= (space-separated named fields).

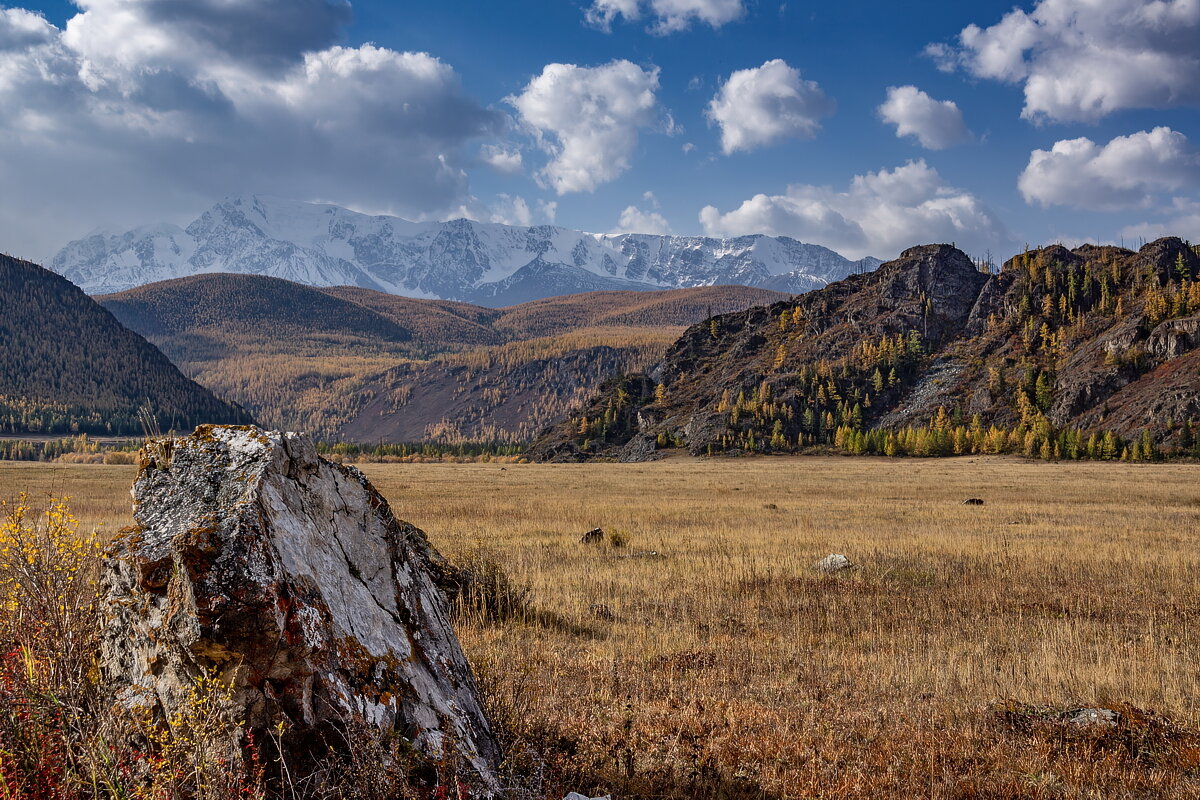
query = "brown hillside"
xmin=318 ymin=286 xmax=503 ymax=348
xmin=98 ymin=275 xmax=789 ymax=441
xmin=491 ymin=286 xmax=788 ymax=340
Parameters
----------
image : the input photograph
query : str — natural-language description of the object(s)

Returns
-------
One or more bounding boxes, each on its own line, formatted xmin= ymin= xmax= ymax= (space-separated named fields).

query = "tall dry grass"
xmin=3 ymin=456 xmax=1198 ymax=798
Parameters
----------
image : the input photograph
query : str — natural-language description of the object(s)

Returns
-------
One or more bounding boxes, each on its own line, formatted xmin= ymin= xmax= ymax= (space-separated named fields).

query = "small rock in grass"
xmin=564 ymin=794 xmax=611 ymax=800
xmin=579 ymin=527 xmax=604 ymax=544
xmin=962 ymin=498 xmax=985 ymax=505
xmin=1062 ymin=708 xmax=1120 ymax=729
xmin=814 ymin=553 xmax=854 ymax=574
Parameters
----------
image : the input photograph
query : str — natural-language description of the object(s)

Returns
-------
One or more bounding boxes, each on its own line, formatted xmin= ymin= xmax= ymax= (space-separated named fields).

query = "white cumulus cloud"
xmin=699 ymin=160 xmax=1011 ymax=261
xmin=0 ymin=0 xmax=503 ymax=259
xmin=1018 ymin=127 xmax=1200 ymax=210
xmin=878 ymin=85 xmax=970 ymax=150
xmin=929 ymin=0 xmax=1200 ymax=122
xmin=706 ymin=59 xmax=833 ymax=155
xmin=507 ymin=59 xmax=660 ymax=194
xmin=480 ymin=144 xmax=523 ymax=174
xmin=1121 ymin=198 xmax=1200 ymax=243
xmin=612 ymin=205 xmax=671 ymax=234
xmin=487 ymin=195 xmax=557 ymax=227
xmin=585 ymin=0 xmax=745 ymax=34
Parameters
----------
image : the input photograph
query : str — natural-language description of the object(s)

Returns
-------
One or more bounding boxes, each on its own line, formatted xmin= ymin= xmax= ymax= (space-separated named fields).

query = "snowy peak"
xmin=51 ymin=195 xmax=882 ymax=304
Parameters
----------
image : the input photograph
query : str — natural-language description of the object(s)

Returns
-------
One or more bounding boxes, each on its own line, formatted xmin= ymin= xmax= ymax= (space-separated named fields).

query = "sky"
xmin=0 ymin=0 xmax=1198 ymax=264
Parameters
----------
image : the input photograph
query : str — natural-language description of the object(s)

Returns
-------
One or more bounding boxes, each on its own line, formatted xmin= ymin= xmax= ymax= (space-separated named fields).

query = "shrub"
xmin=436 ymin=548 xmax=531 ymax=624
xmin=0 ymin=495 xmax=264 ymax=800
xmin=607 ymin=528 xmax=632 ymax=549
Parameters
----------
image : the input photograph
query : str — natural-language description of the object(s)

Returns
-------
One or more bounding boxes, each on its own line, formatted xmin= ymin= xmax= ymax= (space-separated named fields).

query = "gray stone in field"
xmin=99 ymin=425 xmax=500 ymax=792
xmin=580 ymin=527 xmax=605 ymax=544
xmin=814 ymin=553 xmax=854 ymax=574
xmin=1062 ymin=708 xmax=1120 ymax=729
xmin=962 ymin=497 xmax=985 ymax=505
xmin=564 ymin=794 xmax=612 ymax=800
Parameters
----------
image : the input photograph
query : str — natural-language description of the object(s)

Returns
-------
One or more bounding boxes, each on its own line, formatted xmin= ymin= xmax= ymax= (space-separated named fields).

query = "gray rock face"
xmin=100 ymin=425 xmax=499 ymax=789
xmin=617 ymin=433 xmax=661 ymax=463
xmin=1147 ymin=314 xmax=1200 ymax=359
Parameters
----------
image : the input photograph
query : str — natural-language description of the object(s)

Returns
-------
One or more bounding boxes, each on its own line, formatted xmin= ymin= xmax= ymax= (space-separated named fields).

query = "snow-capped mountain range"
xmin=51 ymin=195 xmax=882 ymax=304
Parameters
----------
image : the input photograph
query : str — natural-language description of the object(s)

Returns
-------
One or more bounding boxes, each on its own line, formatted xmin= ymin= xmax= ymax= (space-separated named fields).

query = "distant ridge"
xmin=53 ymin=194 xmax=881 ymax=303
xmin=0 ymin=253 xmax=251 ymax=435
xmin=98 ymin=275 xmax=788 ymax=441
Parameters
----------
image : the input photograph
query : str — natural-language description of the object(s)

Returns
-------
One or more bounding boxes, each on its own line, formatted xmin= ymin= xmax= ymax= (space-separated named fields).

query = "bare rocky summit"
xmin=100 ymin=425 xmax=499 ymax=790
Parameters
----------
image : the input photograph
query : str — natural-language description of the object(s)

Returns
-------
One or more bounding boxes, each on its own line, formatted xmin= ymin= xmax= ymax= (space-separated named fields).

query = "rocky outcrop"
xmin=530 ymin=243 xmax=991 ymax=457
xmin=1147 ymin=315 xmax=1200 ymax=359
xmin=100 ymin=425 xmax=499 ymax=790
xmin=530 ymin=237 xmax=1200 ymax=459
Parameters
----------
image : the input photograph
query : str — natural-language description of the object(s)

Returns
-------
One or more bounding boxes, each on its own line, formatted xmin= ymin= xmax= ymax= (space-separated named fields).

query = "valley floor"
xmin=4 ymin=456 xmax=1198 ymax=798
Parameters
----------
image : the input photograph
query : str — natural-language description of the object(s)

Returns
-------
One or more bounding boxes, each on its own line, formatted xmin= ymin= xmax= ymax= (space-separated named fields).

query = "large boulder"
xmin=100 ymin=425 xmax=500 ymax=790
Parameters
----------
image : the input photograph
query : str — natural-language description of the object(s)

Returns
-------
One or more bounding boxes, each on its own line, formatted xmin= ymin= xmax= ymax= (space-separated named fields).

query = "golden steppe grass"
xmin=2 ymin=456 xmax=1198 ymax=798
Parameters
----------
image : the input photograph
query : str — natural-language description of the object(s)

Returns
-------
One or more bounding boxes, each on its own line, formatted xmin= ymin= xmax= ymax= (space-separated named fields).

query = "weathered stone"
xmin=962 ymin=498 xmax=985 ymax=505
xmin=814 ymin=553 xmax=853 ymax=574
xmin=100 ymin=425 xmax=500 ymax=791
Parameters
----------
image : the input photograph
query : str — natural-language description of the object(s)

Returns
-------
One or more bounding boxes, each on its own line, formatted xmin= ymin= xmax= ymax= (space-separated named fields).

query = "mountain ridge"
xmin=52 ymin=195 xmax=881 ymax=303
xmin=529 ymin=237 xmax=1200 ymax=461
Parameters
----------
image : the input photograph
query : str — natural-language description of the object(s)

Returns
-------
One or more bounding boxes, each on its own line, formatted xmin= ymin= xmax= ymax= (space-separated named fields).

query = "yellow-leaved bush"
xmin=0 ymin=494 xmax=267 ymax=800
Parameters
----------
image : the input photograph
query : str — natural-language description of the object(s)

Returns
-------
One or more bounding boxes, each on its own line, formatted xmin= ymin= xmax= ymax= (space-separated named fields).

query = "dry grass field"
xmin=2 ymin=456 xmax=1198 ymax=798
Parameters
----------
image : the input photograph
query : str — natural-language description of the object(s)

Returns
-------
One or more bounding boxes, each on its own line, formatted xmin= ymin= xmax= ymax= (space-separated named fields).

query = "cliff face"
xmin=530 ymin=238 xmax=1200 ymax=461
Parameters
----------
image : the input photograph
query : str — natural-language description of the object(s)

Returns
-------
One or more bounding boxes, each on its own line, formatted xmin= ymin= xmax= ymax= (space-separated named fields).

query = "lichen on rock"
xmin=100 ymin=424 xmax=500 ymax=791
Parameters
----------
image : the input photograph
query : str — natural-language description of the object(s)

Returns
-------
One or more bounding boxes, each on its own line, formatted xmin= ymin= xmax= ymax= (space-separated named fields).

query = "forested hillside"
xmin=99 ymin=277 xmax=786 ymax=441
xmin=530 ymin=237 xmax=1200 ymax=462
xmin=0 ymin=254 xmax=250 ymax=435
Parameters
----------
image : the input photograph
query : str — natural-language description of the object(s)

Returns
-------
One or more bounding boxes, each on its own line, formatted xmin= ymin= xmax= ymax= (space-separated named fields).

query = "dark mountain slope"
xmin=530 ymin=238 xmax=1200 ymax=461
xmin=0 ymin=254 xmax=250 ymax=435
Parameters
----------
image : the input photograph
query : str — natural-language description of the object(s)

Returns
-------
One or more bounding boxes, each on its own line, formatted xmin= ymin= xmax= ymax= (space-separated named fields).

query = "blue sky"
xmin=2 ymin=0 xmax=1198 ymax=262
